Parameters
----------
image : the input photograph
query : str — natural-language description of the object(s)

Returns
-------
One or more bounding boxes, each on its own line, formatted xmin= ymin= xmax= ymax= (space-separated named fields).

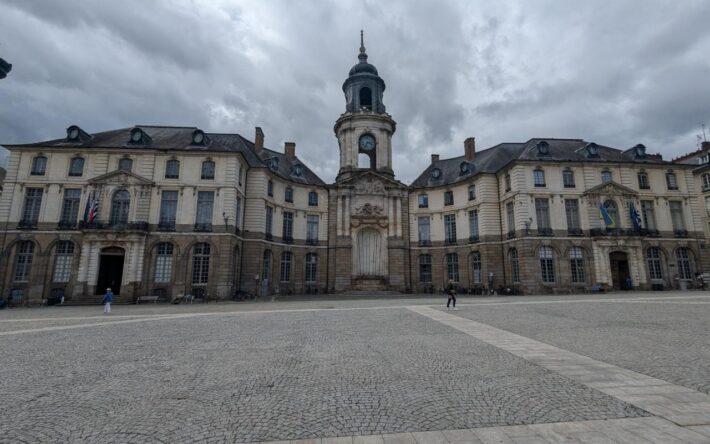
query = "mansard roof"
xmin=410 ymin=138 xmax=670 ymax=188
xmin=4 ymin=125 xmax=326 ymax=186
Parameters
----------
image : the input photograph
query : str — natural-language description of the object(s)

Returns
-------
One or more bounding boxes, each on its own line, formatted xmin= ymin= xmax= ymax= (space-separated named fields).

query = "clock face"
xmin=131 ymin=130 xmax=142 ymax=142
xmin=359 ymin=134 xmax=376 ymax=151
xmin=68 ymin=128 xmax=79 ymax=140
xmin=193 ymin=131 xmax=204 ymax=144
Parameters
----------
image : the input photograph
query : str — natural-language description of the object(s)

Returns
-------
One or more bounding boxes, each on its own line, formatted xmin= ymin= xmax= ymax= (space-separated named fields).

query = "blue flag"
xmin=629 ymin=203 xmax=642 ymax=231
xmin=599 ymin=203 xmax=615 ymax=228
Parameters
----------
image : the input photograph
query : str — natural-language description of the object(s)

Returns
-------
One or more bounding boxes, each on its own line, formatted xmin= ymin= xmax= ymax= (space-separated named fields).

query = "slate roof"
xmin=410 ymin=138 xmax=670 ymax=188
xmin=3 ymin=125 xmax=326 ymax=186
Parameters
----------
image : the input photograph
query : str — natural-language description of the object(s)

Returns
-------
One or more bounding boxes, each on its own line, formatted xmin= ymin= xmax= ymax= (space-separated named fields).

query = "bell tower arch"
xmin=335 ymin=31 xmax=396 ymax=181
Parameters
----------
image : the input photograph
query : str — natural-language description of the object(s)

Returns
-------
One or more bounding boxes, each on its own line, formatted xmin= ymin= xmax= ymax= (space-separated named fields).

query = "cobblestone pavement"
xmin=447 ymin=293 xmax=710 ymax=395
xmin=0 ymin=292 xmax=707 ymax=443
xmin=1 ymin=306 xmax=648 ymax=443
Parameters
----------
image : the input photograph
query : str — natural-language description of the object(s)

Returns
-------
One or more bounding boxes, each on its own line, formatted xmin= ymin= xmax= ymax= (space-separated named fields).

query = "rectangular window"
xmin=195 ymin=191 xmax=214 ymax=225
xmin=638 ymin=173 xmax=649 ymax=189
xmin=444 ymin=214 xmax=457 ymax=243
xmin=308 ymin=191 xmax=318 ymax=206
xmin=539 ymin=247 xmax=555 ymax=283
xmin=267 ymin=181 xmax=274 ymax=197
xmin=31 ymin=156 xmax=47 ymax=175
xmin=444 ymin=191 xmax=454 ymax=206
xmin=647 ymin=248 xmax=663 ymax=280
xmin=265 ymin=206 xmax=273 ymax=235
xmin=68 ymin=157 xmax=84 ymax=177
xmin=280 ymin=252 xmax=292 ymax=282
xmin=564 ymin=199 xmax=580 ymax=230
xmin=468 ymin=209 xmax=479 ymax=241
xmin=669 ymin=201 xmax=685 ymax=231
xmin=160 ymin=191 xmax=178 ymax=228
xmin=165 ymin=160 xmax=180 ymax=179
xmin=510 ymin=249 xmax=520 ymax=283
xmin=533 ymin=170 xmax=546 ymax=187
xmin=154 ymin=244 xmax=173 ymax=283
xmin=419 ymin=255 xmax=432 ymax=283
xmin=506 ymin=201 xmax=515 ymax=234
xmin=535 ymin=198 xmax=550 ymax=229
xmin=238 ymin=164 xmax=243 ymax=186
xmin=307 ymin=215 xmax=319 ymax=242
xmin=22 ymin=188 xmax=43 ymax=226
xmin=570 ymin=248 xmax=585 ymax=283
xmin=601 ymin=171 xmax=612 ymax=183
xmin=446 ymin=253 xmax=459 ymax=282
xmin=60 ymin=189 xmax=81 ymax=226
xmin=641 ymin=200 xmax=656 ymax=230
xmin=468 ymin=185 xmax=476 ymax=201
xmin=201 ymin=161 xmax=215 ymax=180
xmin=471 ymin=252 xmax=482 ymax=284
xmin=14 ymin=242 xmax=34 ymax=282
xmin=285 ymin=187 xmax=293 ymax=203
xmin=282 ymin=211 xmax=293 ymax=239
xmin=666 ymin=172 xmax=678 ymax=190
xmin=418 ymin=194 xmax=428 ymax=208
xmin=192 ymin=256 xmax=209 ymax=285
xmin=235 ymin=196 xmax=242 ymax=229
xmin=305 ymin=254 xmax=318 ymax=283
xmin=52 ymin=242 xmax=74 ymax=283
xmin=563 ymin=170 xmax=575 ymax=188
xmin=417 ymin=217 xmax=430 ymax=243
xmin=505 ymin=174 xmax=511 ymax=191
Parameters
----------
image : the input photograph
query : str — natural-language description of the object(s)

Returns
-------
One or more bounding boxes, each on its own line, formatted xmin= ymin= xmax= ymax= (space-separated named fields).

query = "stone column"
xmin=395 ymin=196 xmax=402 ymax=238
xmin=388 ymin=197 xmax=394 ymax=237
xmin=337 ymin=194 xmax=343 ymax=236
xmin=344 ymin=196 xmax=351 ymax=236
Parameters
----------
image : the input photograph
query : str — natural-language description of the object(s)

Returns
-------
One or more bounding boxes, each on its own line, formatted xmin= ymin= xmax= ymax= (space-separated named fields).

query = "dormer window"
xmin=31 ymin=155 xmax=47 ymax=176
xmin=536 ymin=141 xmax=550 ymax=156
xmin=634 ymin=144 xmax=646 ymax=158
xmin=270 ymin=157 xmax=279 ymax=172
xmin=293 ymin=164 xmax=303 ymax=177
xmin=129 ymin=128 xmax=145 ymax=144
xmin=431 ymin=168 xmax=442 ymax=180
xmin=585 ymin=143 xmax=599 ymax=158
xmin=459 ymin=162 xmax=470 ymax=175
xmin=191 ymin=129 xmax=208 ymax=146
xmin=118 ymin=158 xmax=133 ymax=172
xmin=66 ymin=125 xmax=81 ymax=142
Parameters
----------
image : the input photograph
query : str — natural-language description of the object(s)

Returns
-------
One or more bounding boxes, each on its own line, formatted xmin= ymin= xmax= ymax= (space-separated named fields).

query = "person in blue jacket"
xmin=103 ymin=288 xmax=113 ymax=314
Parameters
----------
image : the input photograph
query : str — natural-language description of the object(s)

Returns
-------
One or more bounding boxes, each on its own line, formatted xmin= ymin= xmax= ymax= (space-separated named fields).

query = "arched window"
xmin=14 ymin=241 xmax=35 ymax=282
xmin=262 ymin=250 xmax=271 ymax=281
xmin=69 ymin=157 xmax=85 ymax=177
xmin=446 ymin=253 xmax=459 ymax=283
xmin=676 ymin=248 xmax=692 ymax=280
xmin=285 ymin=186 xmax=293 ymax=203
xmin=280 ymin=252 xmax=292 ymax=282
xmin=118 ymin=158 xmax=133 ymax=172
xmin=419 ymin=254 xmax=432 ymax=283
xmin=201 ymin=160 xmax=215 ymax=180
xmin=31 ymin=156 xmax=47 ymax=176
xmin=359 ymin=86 xmax=372 ymax=109
xmin=569 ymin=247 xmax=585 ymax=283
xmin=154 ymin=243 xmax=173 ymax=283
xmin=510 ymin=248 xmax=520 ymax=283
xmin=539 ymin=246 xmax=555 ymax=283
xmin=470 ymin=251 xmax=482 ymax=284
xmin=192 ymin=243 xmax=210 ymax=286
xmin=603 ymin=200 xmax=618 ymax=227
xmin=305 ymin=253 xmax=318 ymax=283
xmin=109 ymin=190 xmax=130 ymax=225
xmin=647 ymin=247 xmax=663 ymax=280
xmin=52 ymin=241 xmax=74 ymax=283
xmin=165 ymin=159 xmax=180 ymax=179
xmin=308 ymin=191 xmax=318 ymax=206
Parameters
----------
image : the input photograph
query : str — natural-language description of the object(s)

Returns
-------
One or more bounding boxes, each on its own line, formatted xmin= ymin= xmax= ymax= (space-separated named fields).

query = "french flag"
xmin=83 ymin=191 xmax=99 ymax=223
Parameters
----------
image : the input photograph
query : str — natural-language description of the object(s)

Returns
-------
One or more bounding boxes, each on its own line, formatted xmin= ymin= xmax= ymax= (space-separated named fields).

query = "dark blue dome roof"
xmin=349 ymin=61 xmax=378 ymax=76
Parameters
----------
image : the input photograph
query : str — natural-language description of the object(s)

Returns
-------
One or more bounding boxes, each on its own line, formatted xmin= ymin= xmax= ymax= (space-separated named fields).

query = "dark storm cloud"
xmin=1 ymin=0 xmax=709 ymax=181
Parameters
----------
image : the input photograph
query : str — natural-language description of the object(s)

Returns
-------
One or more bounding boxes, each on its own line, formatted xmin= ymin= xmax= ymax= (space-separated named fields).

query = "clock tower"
xmin=328 ymin=33 xmax=410 ymax=294
xmin=334 ymin=31 xmax=396 ymax=181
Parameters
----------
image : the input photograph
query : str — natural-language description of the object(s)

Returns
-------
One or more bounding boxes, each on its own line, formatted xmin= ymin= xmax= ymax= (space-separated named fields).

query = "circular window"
xmin=67 ymin=127 xmax=80 ymax=141
xmin=431 ymin=168 xmax=442 ymax=179
xmin=131 ymin=129 xmax=143 ymax=143
xmin=537 ymin=141 xmax=549 ymax=155
xmin=192 ymin=130 xmax=205 ymax=145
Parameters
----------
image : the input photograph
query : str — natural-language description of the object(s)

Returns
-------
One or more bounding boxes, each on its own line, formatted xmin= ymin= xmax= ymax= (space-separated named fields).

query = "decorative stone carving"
xmin=354 ymin=177 xmax=385 ymax=194
xmin=355 ymin=203 xmax=383 ymax=216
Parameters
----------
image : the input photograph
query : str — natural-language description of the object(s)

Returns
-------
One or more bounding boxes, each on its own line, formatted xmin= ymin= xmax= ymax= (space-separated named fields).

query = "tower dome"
xmin=342 ymin=31 xmax=386 ymax=113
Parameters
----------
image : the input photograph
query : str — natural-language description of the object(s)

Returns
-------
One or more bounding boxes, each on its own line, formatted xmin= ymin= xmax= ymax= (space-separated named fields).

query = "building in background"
xmin=1 ymin=40 xmax=708 ymax=304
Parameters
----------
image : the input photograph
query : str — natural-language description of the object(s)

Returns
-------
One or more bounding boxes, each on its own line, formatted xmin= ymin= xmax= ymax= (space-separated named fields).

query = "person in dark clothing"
xmin=446 ymin=279 xmax=457 ymax=310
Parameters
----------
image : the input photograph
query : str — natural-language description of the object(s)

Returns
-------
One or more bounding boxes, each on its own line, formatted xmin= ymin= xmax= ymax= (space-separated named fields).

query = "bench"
xmin=136 ymin=295 xmax=160 ymax=304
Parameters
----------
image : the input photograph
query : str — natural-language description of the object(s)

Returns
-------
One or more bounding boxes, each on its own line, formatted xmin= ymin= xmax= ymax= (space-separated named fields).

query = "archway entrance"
xmin=609 ymin=251 xmax=630 ymax=290
xmin=96 ymin=247 xmax=125 ymax=294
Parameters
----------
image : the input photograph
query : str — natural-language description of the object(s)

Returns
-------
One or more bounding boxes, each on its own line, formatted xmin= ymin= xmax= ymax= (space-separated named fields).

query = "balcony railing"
xmin=17 ymin=219 xmax=38 ymax=230
xmin=57 ymin=221 xmax=77 ymax=230
xmin=79 ymin=221 xmax=149 ymax=231
xmin=507 ymin=231 xmax=516 ymax=239
xmin=639 ymin=228 xmax=660 ymax=237
xmin=590 ymin=228 xmax=634 ymax=237
xmin=264 ymin=233 xmax=273 ymax=241
xmin=468 ymin=235 xmax=480 ymax=244
xmin=567 ymin=228 xmax=584 ymax=236
xmin=283 ymin=236 xmax=294 ymax=244
xmin=157 ymin=221 xmax=176 ymax=232
xmin=418 ymin=240 xmax=431 ymax=247
xmin=445 ymin=237 xmax=457 ymax=245
xmin=193 ymin=223 xmax=213 ymax=232
xmin=673 ymin=229 xmax=689 ymax=238
xmin=537 ymin=227 xmax=553 ymax=236
xmin=306 ymin=238 xmax=319 ymax=246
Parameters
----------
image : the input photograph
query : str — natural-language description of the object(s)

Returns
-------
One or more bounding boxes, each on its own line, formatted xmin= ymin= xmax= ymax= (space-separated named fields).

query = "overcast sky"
xmin=1 ymin=0 xmax=709 ymax=182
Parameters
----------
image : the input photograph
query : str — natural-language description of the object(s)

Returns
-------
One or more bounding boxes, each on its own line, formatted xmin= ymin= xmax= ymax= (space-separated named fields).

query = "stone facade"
xmin=1 ymin=41 xmax=709 ymax=304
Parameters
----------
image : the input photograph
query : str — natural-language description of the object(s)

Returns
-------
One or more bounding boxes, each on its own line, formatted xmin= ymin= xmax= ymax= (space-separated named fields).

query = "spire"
xmin=358 ymin=30 xmax=368 ymax=63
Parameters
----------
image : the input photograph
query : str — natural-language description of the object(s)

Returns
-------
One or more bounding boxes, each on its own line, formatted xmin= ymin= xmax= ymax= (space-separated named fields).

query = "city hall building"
xmin=1 ymin=40 xmax=709 ymax=304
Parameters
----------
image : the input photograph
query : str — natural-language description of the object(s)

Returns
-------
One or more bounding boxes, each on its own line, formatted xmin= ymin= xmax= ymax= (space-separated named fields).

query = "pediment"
xmin=582 ymin=180 xmax=637 ymax=197
xmin=88 ymin=169 xmax=154 ymax=186
xmin=338 ymin=170 xmax=405 ymax=193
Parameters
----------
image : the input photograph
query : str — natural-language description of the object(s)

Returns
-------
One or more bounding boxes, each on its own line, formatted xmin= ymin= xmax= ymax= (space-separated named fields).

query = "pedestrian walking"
xmin=103 ymin=287 xmax=113 ymax=314
xmin=446 ymin=279 xmax=457 ymax=310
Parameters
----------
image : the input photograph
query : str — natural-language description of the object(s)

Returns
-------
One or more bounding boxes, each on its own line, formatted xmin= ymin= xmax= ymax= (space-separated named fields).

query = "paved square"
xmin=1 ymin=292 xmax=709 ymax=443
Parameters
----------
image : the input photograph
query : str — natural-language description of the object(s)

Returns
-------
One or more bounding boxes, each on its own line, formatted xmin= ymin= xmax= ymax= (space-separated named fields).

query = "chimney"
xmin=285 ymin=142 xmax=296 ymax=159
xmin=431 ymin=154 xmax=439 ymax=163
xmin=464 ymin=137 xmax=476 ymax=161
xmin=254 ymin=127 xmax=264 ymax=153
